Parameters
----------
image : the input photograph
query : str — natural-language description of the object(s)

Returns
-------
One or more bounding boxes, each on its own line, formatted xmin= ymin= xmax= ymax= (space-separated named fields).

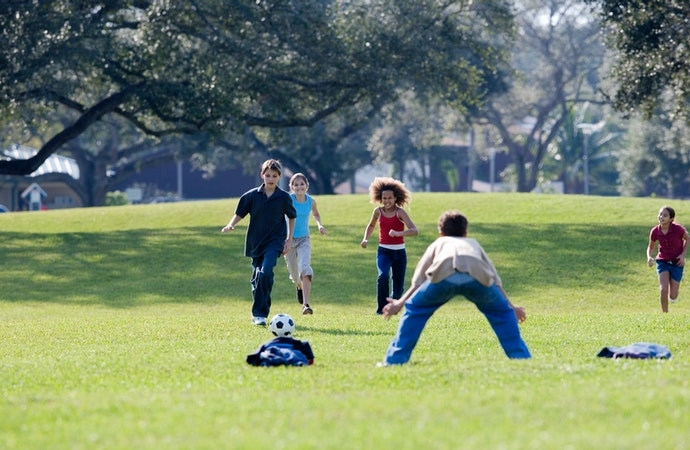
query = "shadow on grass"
xmin=471 ymin=222 xmax=647 ymax=296
xmin=0 ymin=222 xmax=648 ymax=307
xmin=297 ymin=325 xmax=390 ymax=336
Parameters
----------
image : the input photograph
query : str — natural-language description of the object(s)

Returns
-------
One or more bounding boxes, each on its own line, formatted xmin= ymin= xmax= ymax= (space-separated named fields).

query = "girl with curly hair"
xmin=361 ymin=177 xmax=418 ymax=314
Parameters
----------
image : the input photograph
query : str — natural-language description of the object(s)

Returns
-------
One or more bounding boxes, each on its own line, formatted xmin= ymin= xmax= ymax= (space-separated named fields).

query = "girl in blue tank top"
xmin=284 ymin=173 xmax=327 ymax=314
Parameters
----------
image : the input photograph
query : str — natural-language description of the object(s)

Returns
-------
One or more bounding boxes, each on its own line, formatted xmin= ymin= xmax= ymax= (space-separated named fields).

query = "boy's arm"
xmin=382 ymin=283 xmax=420 ymax=319
xmin=221 ymin=214 xmax=243 ymax=233
xmin=382 ymin=242 xmax=439 ymax=319
xmin=223 ymin=192 xmax=251 ymax=233
xmin=499 ymin=285 xmax=526 ymax=323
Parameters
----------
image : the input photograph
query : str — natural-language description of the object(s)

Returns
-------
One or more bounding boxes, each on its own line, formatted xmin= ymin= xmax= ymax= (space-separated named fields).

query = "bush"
xmin=105 ymin=190 xmax=129 ymax=206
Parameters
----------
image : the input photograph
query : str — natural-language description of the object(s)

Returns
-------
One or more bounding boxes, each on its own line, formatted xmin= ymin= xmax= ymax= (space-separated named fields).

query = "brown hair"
xmin=289 ymin=173 xmax=309 ymax=188
xmin=368 ymin=177 xmax=411 ymax=207
xmin=261 ymin=159 xmax=282 ymax=175
xmin=437 ymin=210 xmax=468 ymax=237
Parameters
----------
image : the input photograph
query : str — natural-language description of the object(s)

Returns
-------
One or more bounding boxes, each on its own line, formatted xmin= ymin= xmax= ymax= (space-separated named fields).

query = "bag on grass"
xmin=246 ymin=337 xmax=314 ymax=367
xmin=597 ymin=342 xmax=671 ymax=359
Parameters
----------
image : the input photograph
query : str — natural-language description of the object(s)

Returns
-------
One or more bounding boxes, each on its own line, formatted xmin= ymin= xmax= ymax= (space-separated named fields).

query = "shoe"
xmin=296 ymin=288 xmax=304 ymax=304
xmin=302 ymin=305 xmax=313 ymax=315
xmin=670 ymin=297 xmax=678 ymax=303
xmin=252 ymin=316 xmax=267 ymax=326
xmin=376 ymin=362 xmax=390 ymax=367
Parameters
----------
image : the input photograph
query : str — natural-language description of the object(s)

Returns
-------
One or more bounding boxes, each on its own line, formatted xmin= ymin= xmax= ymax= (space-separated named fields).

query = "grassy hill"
xmin=1 ymin=193 xmax=688 ymax=449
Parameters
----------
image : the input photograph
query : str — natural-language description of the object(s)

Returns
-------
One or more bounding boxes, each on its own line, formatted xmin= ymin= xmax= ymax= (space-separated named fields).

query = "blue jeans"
xmin=384 ymin=272 xmax=531 ymax=364
xmin=250 ymin=249 xmax=280 ymax=318
xmin=376 ymin=247 xmax=407 ymax=313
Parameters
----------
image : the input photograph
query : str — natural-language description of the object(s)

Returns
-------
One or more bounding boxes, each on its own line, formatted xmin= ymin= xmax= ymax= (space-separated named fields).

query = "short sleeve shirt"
xmin=235 ymin=184 xmax=297 ymax=258
xmin=650 ymin=222 xmax=687 ymax=262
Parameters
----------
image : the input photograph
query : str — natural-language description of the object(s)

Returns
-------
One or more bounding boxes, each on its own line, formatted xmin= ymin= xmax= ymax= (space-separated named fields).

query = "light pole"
xmin=576 ymin=121 xmax=606 ymax=195
xmin=489 ymin=147 xmax=496 ymax=192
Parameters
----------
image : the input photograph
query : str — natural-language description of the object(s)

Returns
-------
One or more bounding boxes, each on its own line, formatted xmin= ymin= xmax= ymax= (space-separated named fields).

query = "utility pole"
xmin=576 ymin=121 xmax=606 ymax=195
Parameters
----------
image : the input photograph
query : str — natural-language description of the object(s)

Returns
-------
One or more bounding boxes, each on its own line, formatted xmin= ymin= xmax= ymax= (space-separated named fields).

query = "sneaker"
xmin=296 ymin=288 xmax=304 ymax=304
xmin=252 ymin=316 xmax=267 ymax=326
xmin=302 ymin=304 xmax=313 ymax=315
xmin=376 ymin=362 xmax=390 ymax=367
xmin=670 ymin=297 xmax=678 ymax=303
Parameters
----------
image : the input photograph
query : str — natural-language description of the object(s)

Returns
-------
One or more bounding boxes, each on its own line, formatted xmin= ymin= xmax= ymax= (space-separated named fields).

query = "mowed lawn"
xmin=1 ymin=193 xmax=689 ymax=450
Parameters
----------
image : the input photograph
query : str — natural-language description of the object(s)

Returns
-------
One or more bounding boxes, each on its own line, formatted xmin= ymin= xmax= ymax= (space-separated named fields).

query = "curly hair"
xmin=368 ymin=177 xmax=411 ymax=206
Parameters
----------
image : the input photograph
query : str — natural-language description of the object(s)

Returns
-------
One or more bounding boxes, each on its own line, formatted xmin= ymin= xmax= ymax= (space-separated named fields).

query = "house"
xmin=21 ymin=182 xmax=48 ymax=211
xmin=0 ymin=145 xmax=258 ymax=210
xmin=0 ymin=145 xmax=82 ymax=211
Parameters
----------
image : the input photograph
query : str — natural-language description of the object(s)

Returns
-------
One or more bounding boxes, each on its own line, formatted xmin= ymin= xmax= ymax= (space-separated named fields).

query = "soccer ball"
xmin=269 ymin=313 xmax=295 ymax=337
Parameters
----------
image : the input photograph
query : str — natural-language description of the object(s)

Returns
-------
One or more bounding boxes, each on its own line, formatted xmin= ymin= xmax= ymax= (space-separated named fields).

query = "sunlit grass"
xmin=1 ymin=193 xmax=689 ymax=449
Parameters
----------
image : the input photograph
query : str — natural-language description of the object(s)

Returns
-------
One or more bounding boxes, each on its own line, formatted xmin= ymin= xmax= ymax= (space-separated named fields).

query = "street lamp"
xmin=576 ymin=121 xmax=606 ymax=195
xmin=489 ymin=146 xmax=496 ymax=192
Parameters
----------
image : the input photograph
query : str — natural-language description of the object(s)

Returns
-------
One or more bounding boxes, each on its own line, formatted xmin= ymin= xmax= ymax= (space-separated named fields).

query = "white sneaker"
xmin=670 ymin=297 xmax=678 ymax=304
xmin=252 ymin=316 xmax=267 ymax=326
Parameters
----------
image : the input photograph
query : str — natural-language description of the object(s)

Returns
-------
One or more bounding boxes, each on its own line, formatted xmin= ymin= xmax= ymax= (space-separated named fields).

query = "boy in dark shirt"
xmin=222 ymin=159 xmax=297 ymax=325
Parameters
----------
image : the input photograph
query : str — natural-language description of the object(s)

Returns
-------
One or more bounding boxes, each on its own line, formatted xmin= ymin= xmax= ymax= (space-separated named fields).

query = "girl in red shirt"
xmin=647 ymin=205 xmax=690 ymax=312
xmin=361 ymin=177 xmax=418 ymax=314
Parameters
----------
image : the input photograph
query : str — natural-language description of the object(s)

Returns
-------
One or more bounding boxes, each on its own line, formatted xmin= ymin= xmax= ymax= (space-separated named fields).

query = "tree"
xmin=617 ymin=113 xmax=690 ymax=198
xmin=2 ymin=110 xmax=201 ymax=206
xmin=1 ymin=0 xmax=515 ymax=190
xmin=535 ymin=102 xmax=622 ymax=195
xmin=589 ymin=0 xmax=690 ymax=120
xmin=368 ymin=91 xmax=468 ymax=190
xmin=63 ymin=122 xmax=184 ymax=206
xmin=217 ymin=114 xmax=377 ymax=195
xmin=476 ymin=0 xmax=605 ymax=192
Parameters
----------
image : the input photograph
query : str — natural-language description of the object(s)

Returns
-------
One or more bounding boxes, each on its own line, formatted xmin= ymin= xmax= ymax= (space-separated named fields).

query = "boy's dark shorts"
xmin=656 ymin=260 xmax=684 ymax=282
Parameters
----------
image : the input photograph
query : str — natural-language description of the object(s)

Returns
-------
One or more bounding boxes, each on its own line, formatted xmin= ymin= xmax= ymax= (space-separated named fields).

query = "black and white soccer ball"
xmin=269 ymin=313 xmax=295 ymax=337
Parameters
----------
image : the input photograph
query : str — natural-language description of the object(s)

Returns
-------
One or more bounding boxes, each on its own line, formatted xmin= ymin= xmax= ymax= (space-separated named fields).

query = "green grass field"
xmin=1 ymin=193 xmax=689 ymax=449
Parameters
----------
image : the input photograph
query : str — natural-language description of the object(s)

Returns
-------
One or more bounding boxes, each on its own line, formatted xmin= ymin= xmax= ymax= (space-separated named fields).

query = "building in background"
xmin=0 ymin=145 xmax=82 ymax=211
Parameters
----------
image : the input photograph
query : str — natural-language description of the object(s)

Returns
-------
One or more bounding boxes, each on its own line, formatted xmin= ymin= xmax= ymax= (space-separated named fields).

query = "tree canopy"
xmin=0 ymin=0 xmax=515 ymax=180
xmin=591 ymin=0 xmax=690 ymax=119
xmin=477 ymin=0 xmax=605 ymax=192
